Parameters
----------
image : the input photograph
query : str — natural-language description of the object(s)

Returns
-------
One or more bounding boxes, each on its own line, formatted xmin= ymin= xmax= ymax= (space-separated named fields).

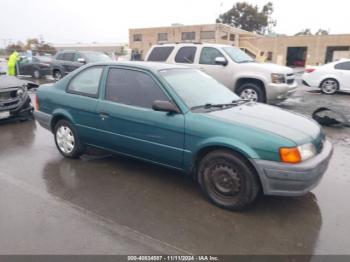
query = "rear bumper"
xmin=34 ymin=110 xmax=52 ymax=130
xmin=252 ymin=140 xmax=333 ymax=196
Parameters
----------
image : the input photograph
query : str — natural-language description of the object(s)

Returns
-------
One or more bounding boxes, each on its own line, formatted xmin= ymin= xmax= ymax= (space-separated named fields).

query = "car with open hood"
xmin=0 ymin=75 xmax=37 ymax=122
xmin=34 ymin=62 xmax=333 ymax=210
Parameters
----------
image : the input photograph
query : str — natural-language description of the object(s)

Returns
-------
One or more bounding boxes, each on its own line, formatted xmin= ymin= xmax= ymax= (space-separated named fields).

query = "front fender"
xmin=183 ymin=136 xmax=260 ymax=172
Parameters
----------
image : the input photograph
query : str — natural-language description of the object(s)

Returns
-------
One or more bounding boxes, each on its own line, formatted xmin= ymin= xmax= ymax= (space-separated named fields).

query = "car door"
xmin=96 ymin=67 xmax=185 ymax=169
xmin=62 ymin=52 xmax=81 ymax=74
xmin=334 ymin=61 xmax=350 ymax=90
xmin=65 ymin=66 xmax=105 ymax=145
xmin=18 ymin=57 xmax=31 ymax=75
xmin=195 ymin=46 xmax=233 ymax=88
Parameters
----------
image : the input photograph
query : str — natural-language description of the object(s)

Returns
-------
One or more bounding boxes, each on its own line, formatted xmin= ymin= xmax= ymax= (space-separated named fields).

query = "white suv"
xmin=145 ymin=43 xmax=297 ymax=104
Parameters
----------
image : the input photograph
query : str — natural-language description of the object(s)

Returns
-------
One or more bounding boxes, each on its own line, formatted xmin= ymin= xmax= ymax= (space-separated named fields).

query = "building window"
xmin=229 ymin=34 xmax=235 ymax=41
xmin=267 ymin=51 xmax=273 ymax=61
xmin=182 ymin=32 xmax=196 ymax=41
xmin=158 ymin=33 xmax=168 ymax=42
xmin=133 ymin=34 xmax=142 ymax=42
xmin=200 ymin=31 xmax=215 ymax=40
xmin=220 ymin=32 xmax=228 ymax=40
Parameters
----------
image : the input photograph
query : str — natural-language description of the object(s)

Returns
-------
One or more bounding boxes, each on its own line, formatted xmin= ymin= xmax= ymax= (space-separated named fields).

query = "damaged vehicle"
xmin=0 ymin=76 xmax=37 ymax=122
xmin=35 ymin=62 xmax=333 ymax=210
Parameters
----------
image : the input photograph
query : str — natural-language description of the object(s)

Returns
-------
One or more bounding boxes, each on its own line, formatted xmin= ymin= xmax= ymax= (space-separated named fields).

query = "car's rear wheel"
xmin=53 ymin=70 xmax=62 ymax=81
xmin=197 ymin=150 xmax=260 ymax=211
xmin=320 ymin=79 xmax=338 ymax=94
xmin=54 ymin=120 xmax=84 ymax=158
xmin=32 ymin=69 xmax=41 ymax=79
xmin=236 ymin=83 xmax=266 ymax=103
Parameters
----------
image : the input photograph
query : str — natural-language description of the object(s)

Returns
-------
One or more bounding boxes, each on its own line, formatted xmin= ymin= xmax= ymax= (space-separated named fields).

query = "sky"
xmin=0 ymin=0 xmax=349 ymax=47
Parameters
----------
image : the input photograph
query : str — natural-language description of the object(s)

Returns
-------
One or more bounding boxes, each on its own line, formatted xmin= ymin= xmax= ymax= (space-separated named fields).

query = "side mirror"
xmin=77 ymin=58 xmax=86 ymax=64
xmin=215 ymin=57 xmax=228 ymax=66
xmin=152 ymin=100 xmax=180 ymax=114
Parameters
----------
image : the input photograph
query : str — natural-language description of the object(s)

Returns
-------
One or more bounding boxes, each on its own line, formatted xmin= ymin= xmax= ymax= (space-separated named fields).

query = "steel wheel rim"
xmin=56 ymin=126 xmax=75 ymax=154
xmin=322 ymin=80 xmax=337 ymax=94
xmin=208 ymin=164 xmax=242 ymax=197
xmin=240 ymin=88 xmax=258 ymax=101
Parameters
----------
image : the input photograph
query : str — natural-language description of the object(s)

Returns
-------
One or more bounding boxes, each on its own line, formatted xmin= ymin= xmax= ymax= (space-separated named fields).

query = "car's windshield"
xmin=159 ymin=68 xmax=240 ymax=109
xmin=222 ymin=46 xmax=255 ymax=63
xmin=83 ymin=52 xmax=112 ymax=63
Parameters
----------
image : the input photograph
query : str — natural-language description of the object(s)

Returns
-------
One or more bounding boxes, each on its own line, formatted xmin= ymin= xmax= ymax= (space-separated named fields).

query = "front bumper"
xmin=266 ymin=81 xmax=298 ymax=104
xmin=0 ymin=94 xmax=33 ymax=122
xmin=252 ymin=140 xmax=333 ymax=196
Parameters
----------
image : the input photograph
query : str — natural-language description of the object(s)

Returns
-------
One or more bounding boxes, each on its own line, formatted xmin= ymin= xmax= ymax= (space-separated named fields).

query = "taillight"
xmin=305 ymin=68 xmax=315 ymax=73
xmin=35 ymin=95 xmax=39 ymax=111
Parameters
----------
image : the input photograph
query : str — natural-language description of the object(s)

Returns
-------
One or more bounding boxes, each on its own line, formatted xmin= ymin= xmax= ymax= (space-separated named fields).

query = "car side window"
xmin=63 ymin=53 xmax=76 ymax=62
xmin=67 ymin=67 xmax=103 ymax=97
xmin=175 ymin=47 xmax=197 ymax=64
xmin=148 ymin=47 xmax=174 ymax=62
xmin=105 ymin=68 xmax=169 ymax=109
xmin=199 ymin=47 xmax=226 ymax=65
xmin=56 ymin=53 xmax=64 ymax=60
xmin=335 ymin=62 xmax=350 ymax=70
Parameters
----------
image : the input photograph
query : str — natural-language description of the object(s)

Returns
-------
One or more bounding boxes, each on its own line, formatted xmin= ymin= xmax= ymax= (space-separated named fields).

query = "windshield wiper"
xmin=191 ymin=100 xmax=248 ymax=110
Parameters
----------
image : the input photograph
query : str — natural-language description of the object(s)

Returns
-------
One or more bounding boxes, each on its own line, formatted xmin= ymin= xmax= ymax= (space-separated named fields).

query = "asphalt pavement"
xmin=0 ymin=73 xmax=350 ymax=255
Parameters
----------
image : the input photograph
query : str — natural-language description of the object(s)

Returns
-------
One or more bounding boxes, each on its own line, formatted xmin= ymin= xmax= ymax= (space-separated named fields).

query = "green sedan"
xmin=34 ymin=62 xmax=333 ymax=210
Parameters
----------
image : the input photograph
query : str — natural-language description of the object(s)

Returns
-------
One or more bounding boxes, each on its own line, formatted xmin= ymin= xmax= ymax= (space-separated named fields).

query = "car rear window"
xmin=147 ymin=47 xmax=174 ymax=62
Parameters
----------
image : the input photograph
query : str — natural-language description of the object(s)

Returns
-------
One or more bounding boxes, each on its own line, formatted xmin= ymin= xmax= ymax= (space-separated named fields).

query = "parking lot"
xmin=1 ymin=72 xmax=350 ymax=255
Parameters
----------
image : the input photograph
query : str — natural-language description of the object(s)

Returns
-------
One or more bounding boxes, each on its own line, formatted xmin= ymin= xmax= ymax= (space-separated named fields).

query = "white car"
xmin=302 ymin=59 xmax=350 ymax=94
xmin=145 ymin=43 xmax=297 ymax=104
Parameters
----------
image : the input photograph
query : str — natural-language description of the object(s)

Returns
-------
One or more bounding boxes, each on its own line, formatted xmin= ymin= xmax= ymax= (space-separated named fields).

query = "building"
xmin=129 ymin=23 xmax=260 ymax=60
xmin=129 ymin=23 xmax=350 ymax=66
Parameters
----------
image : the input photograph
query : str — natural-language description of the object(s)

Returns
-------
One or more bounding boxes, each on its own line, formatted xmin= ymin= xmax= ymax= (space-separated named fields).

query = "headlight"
xmin=16 ymin=87 xmax=25 ymax=97
xmin=271 ymin=73 xmax=286 ymax=84
xmin=279 ymin=143 xmax=317 ymax=164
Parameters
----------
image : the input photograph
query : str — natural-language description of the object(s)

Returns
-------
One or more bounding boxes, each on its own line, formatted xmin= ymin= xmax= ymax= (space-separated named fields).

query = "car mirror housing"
xmin=77 ymin=58 xmax=86 ymax=64
xmin=215 ymin=57 xmax=228 ymax=66
xmin=152 ymin=100 xmax=180 ymax=114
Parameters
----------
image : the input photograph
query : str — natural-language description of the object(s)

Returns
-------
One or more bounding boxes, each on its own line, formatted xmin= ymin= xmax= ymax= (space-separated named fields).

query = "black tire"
xmin=320 ymin=78 xmax=338 ymax=95
xmin=197 ymin=150 xmax=260 ymax=211
xmin=54 ymin=119 xmax=84 ymax=159
xmin=32 ymin=69 xmax=41 ymax=79
xmin=236 ymin=82 xmax=266 ymax=103
xmin=53 ymin=70 xmax=62 ymax=81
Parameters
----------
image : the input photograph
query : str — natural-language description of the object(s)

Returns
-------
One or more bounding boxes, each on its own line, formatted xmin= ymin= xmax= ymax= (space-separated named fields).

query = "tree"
xmin=216 ymin=2 xmax=275 ymax=35
xmin=25 ymin=38 xmax=56 ymax=55
xmin=5 ymin=44 xmax=23 ymax=54
xmin=295 ymin=29 xmax=313 ymax=36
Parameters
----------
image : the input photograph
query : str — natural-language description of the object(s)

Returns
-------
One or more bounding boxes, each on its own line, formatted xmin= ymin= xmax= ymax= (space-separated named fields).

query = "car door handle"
xmin=199 ymin=68 xmax=206 ymax=71
xmin=99 ymin=112 xmax=110 ymax=119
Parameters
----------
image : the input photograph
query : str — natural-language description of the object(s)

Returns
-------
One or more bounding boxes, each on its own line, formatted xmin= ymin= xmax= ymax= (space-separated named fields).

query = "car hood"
xmin=0 ymin=76 xmax=38 ymax=89
xmin=204 ymin=102 xmax=321 ymax=145
xmin=241 ymin=62 xmax=294 ymax=74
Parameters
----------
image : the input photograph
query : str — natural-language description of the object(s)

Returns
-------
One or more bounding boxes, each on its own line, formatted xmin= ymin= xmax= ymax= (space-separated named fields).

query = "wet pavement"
xmin=0 ymin=75 xmax=350 ymax=255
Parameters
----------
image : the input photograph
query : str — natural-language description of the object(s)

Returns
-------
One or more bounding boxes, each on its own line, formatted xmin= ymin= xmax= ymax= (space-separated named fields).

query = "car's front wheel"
xmin=32 ymin=69 xmax=41 ymax=79
xmin=198 ymin=150 xmax=260 ymax=210
xmin=236 ymin=83 xmax=266 ymax=103
xmin=54 ymin=120 xmax=84 ymax=158
xmin=320 ymin=78 xmax=338 ymax=94
xmin=53 ymin=70 xmax=63 ymax=81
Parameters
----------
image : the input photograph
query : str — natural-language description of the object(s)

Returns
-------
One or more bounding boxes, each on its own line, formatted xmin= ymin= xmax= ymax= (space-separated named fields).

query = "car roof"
xmin=151 ymin=43 xmax=235 ymax=49
xmin=91 ymin=61 xmax=190 ymax=71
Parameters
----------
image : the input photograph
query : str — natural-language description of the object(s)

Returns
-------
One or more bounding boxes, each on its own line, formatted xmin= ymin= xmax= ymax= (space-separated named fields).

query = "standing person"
xmin=8 ymin=50 xmax=20 ymax=76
